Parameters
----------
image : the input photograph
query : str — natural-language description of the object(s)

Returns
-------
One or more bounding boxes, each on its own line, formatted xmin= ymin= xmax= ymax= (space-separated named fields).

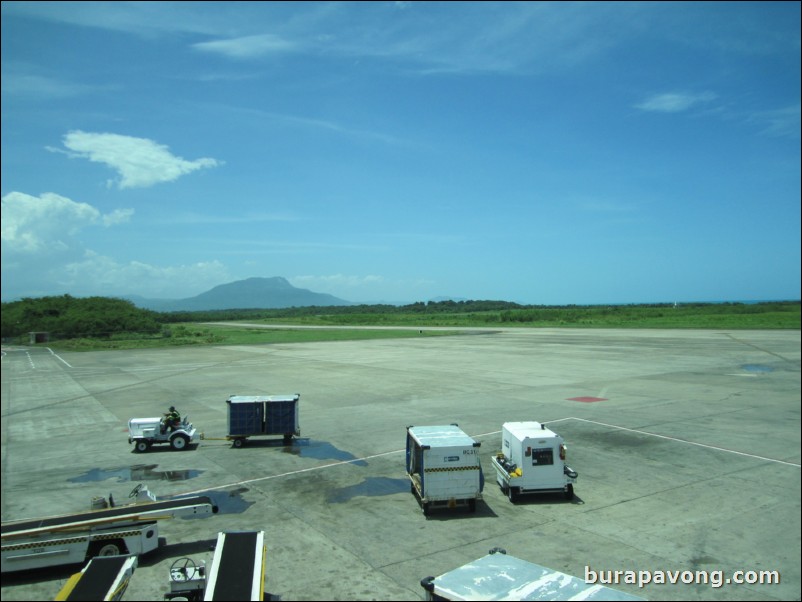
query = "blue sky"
xmin=2 ymin=1 xmax=800 ymax=305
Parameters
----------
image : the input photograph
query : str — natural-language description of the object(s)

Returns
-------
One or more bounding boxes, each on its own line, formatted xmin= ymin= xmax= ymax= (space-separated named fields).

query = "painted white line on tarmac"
xmin=47 ymin=347 xmax=73 ymax=368
xmin=179 ymin=415 xmax=799 ymax=498
xmin=180 ymin=448 xmax=403 ymax=496
xmin=569 ymin=417 xmax=801 ymax=468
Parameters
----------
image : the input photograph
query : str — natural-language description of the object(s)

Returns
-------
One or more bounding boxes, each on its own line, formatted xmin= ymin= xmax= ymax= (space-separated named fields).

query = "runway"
xmin=2 ymin=327 xmax=800 ymax=600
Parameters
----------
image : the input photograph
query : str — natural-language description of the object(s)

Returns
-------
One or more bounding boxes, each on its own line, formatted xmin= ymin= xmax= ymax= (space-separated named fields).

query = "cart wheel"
xmin=564 ymin=484 xmax=574 ymax=500
xmin=134 ymin=440 xmax=150 ymax=453
xmin=468 ymin=499 xmax=477 ymax=513
xmin=233 ymin=438 xmax=244 ymax=448
xmin=422 ymin=502 xmax=430 ymax=516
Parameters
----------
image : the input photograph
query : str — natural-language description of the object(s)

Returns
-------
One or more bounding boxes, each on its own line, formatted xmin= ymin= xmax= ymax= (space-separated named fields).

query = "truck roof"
xmin=503 ymin=421 xmax=562 ymax=440
xmin=227 ymin=394 xmax=299 ymax=404
xmin=407 ymin=424 xmax=478 ymax=448
xmin=128 ymin=417 xmax=162 ymax=425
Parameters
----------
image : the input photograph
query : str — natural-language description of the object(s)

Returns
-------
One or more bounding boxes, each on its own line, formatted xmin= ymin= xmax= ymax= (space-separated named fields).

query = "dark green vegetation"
xmin=243 ymin=300 xmax=801 ymax=330
xmin=1 ymin=295 xmax=162 ymax=340
xmin=1 ymin=295 xmax=799 ymax=351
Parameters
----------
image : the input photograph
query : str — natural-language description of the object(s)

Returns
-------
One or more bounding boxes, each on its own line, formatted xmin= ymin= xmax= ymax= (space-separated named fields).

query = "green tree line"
xmin=1 ymin=296 xmax=799 ymax=341
xmin=1 ymin=295 xmax=162 ymax=339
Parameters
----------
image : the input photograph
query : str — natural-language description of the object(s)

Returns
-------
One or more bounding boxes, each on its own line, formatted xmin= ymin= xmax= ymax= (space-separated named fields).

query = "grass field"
xmin=39 ymin=301 xmax=800 ymax=352
xmin=45 ymin=323 xmax=463 ymax=351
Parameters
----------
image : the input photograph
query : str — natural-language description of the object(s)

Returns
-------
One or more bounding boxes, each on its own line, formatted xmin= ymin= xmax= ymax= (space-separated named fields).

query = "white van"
xmin=491 ymin=421 xmax=577 ymax=501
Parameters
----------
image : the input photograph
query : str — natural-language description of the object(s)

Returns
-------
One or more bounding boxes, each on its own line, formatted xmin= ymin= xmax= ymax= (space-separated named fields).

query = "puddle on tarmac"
xmin=741 ymin=364 xmax=774 ymax=373
xmin=327 ymin=477 xmax=409 ymax=503
xmin=171 ymin=487 xmax=254 ymax=518
xmin=283 ymin=439 xmax=368 ymax=466
xmin=68 ymin=464 xmax=203 ymax=484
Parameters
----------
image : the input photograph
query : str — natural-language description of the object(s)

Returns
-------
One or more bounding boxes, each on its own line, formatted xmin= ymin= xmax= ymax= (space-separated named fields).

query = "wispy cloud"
xmin=634 ymin=92 xmax=717 ymax=113
xmin=747 ymin=104 xmax=801 ymax=138
xmin=0 ymin=71 xmax=102 ymax=99
xmin=1 ymin=191 xmax=133 ymax=254
xmin=184 ymin=3 xmax=635 ymax=75
xmin=0 ymin=1 xmax=222 ymax=37
xmin=192 ymin=34 xmax=298 ymax=59
xmin=169 ymin=211 xmax=299 ymax=225
xmin=194 ymin=102 xmax=408 ymax=147
xmin=292 ymin=274 xmax=385 ymax=289
xmin=59 ymin=253 xmax=230 ymax=298
xmin=290 ymin=273 xmax=435 ymax=301
xmin=48 ymin=131 xmax=222 ymax=189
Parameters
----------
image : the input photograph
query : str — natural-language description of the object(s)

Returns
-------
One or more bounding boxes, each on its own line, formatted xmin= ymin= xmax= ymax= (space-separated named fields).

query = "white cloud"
xmin=635 ymin=92 xmax=717 ymax=113
xmin=59 ymin=254 xmax=230 ymax=298
xmin=1 ymin=191 xmax=132 ymax=254
xmin=193 ymin=34 xmax=298 ymax=59
xmin=51 ymin=131 xmax=222 ymax=189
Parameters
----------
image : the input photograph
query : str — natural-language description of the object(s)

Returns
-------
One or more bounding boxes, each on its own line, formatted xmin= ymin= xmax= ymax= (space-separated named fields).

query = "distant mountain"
xmin=127 ymin=277 xmax=353 ymax=311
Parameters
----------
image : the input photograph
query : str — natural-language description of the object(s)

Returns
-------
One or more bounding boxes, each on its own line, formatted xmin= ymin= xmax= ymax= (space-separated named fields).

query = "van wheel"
xmin=468 ymin=499 xmax=477 ymax=513
xmin=508 ymin=486 xmax=519 ymax=503
xmin=422 ymin=502 xmax=430 ymax=516
xmin=565 ymin=484 xmax=574 ymax=500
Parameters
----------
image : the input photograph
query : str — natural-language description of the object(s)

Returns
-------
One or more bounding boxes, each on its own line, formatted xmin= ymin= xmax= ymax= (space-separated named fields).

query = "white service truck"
xmin=1 ymin=485 xmax=217 ymax=573
xmin=128 ymin=414 xmax=199 ymax=452
xmin=491 ymin=421 xmax=578 ymax=502
xmin=406 ymin=424 xmax=484 ymax=516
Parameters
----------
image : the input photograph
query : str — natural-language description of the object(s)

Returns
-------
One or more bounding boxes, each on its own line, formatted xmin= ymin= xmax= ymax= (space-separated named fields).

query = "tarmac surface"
xmin=1 ymin=327 xmax=800 ymax=601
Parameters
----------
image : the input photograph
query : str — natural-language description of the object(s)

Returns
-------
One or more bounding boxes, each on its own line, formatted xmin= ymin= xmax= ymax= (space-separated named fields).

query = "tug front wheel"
xmin=171 ymin=434 xmax=189 ymax=450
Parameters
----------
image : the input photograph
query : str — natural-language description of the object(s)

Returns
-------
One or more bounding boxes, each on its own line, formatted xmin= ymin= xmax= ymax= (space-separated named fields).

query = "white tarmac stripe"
xmin=47 ymin=347 xmax=73 ymax=368
xmin=180 ymin=415 xmax=799 ymax=499
xmin=569 ymin=417 xmax=801 ymax=468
